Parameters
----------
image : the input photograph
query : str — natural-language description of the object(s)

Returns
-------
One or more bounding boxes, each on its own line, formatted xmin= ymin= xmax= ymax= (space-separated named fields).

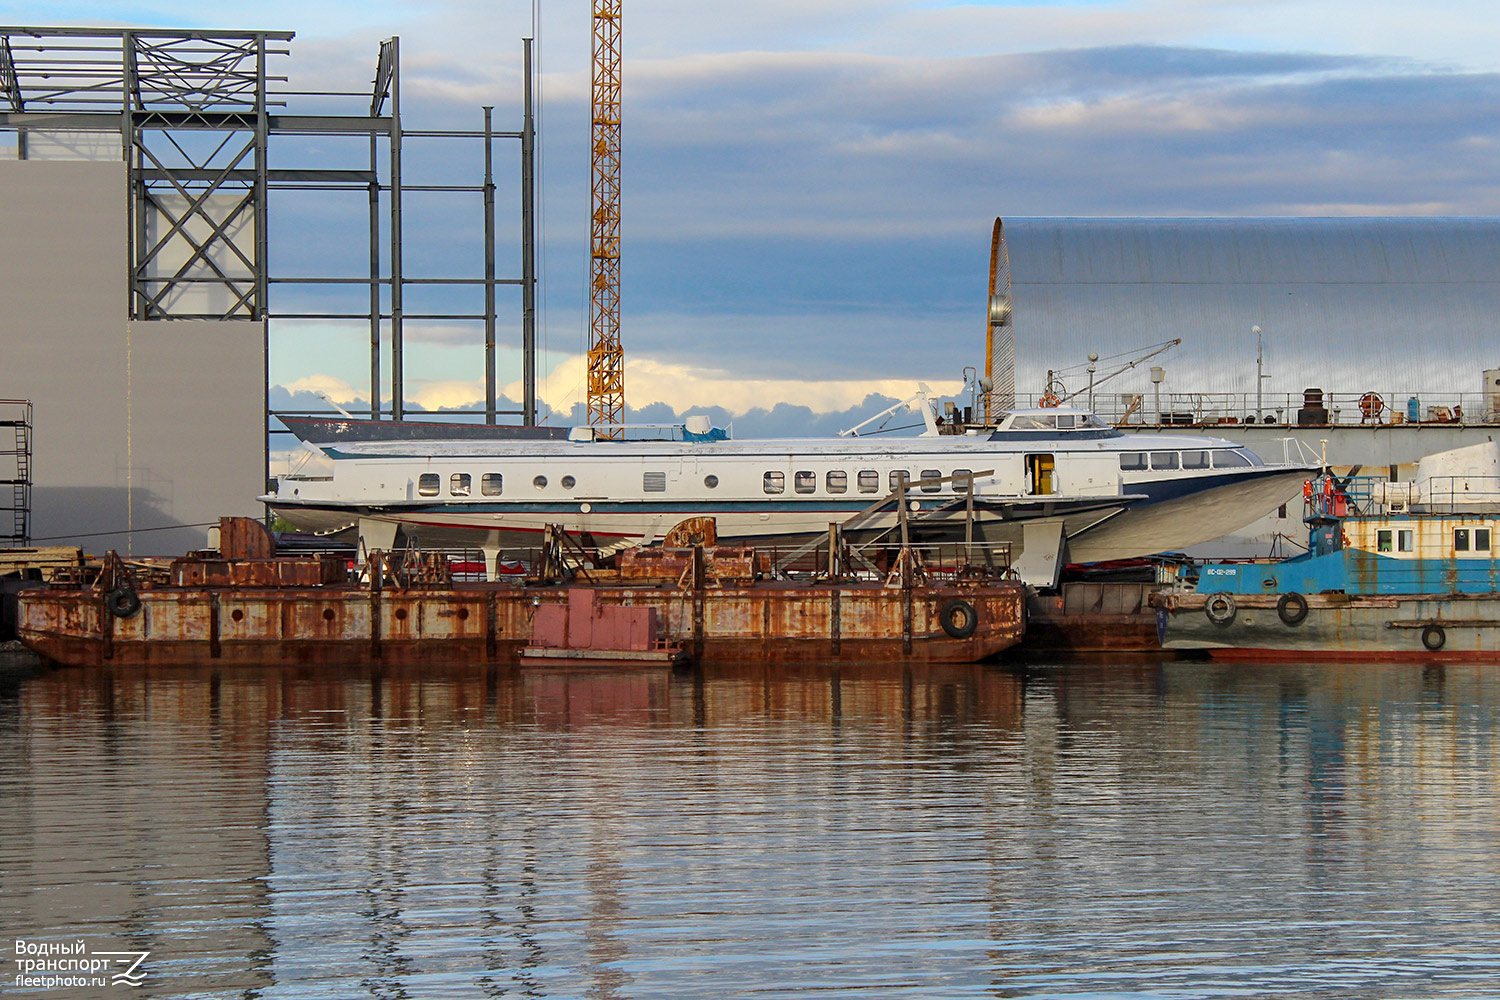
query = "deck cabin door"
xmin=1026 ymin=454 xmax=1056 ymax=496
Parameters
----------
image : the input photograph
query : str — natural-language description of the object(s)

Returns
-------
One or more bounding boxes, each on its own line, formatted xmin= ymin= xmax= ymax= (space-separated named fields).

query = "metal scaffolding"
xmin=0 ymin=25 xmax=540 ymax=437
xmin=0 ymin=399 xmax=31 ymax=548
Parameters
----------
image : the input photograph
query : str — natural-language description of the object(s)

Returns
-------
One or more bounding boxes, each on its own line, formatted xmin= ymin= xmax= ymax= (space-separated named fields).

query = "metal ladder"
xmin=0 ymin=400 xmax=31 ymax=547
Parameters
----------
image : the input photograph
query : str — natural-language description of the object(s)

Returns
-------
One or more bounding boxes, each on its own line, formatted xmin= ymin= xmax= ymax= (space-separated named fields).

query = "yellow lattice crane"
xmin=982 ymin=217 xmax=1014 ymax=424
xmin=588 ymin=0 xmax=625 ymax=436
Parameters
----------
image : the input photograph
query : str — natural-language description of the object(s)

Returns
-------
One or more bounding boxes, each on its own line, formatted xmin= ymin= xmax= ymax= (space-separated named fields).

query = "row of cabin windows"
xmin=1375 ymin=527 xmax=1492 ymax=553
xmin=763 ymin=469 xmax=974 ymax=495
xmin=419 ymin=467 xmax=982 ymax=498
xmin=418 ymin=472 xmax=505 ymax=497
xmin=1119 ymin=449 xmax=1257 ymax=472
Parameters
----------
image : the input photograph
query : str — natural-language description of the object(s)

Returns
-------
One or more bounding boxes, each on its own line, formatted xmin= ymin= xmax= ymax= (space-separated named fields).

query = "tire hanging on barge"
xmin=1422 ymin=624 xmax=1446 ymax=651
xmin=939 ymin=599 xmax=979 ymax=639
xmin=105 ymin=587 xmax=141 ymax=619
xmin=1277 ymin=592 xmax=1309 ymax=626
xmin=1204 ymin=592 xmax=1236 ymax=627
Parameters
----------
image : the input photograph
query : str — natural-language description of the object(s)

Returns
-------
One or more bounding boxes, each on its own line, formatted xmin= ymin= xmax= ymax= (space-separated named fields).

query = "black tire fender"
xmin=1203 ymin=592 xmax=1237 ymax=626
xmin=939 ymin=598 xmax=979 ymax=639
xmin=105 ymin=586 xmax=141 ymax=619
xmin=1277 ymin=592 xmax=1309 ymax=626
xmin=1422 ymin=624 xmax=1446 ymax=651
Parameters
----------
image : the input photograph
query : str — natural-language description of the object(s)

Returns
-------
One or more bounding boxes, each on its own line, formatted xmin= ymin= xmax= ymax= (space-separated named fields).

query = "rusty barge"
xmin=16 ymin=519 xmax=1027 ymax=668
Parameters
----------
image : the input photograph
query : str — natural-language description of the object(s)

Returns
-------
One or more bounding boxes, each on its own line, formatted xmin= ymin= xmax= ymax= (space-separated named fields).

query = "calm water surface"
xmin=3 ymin=659 xmax=1500 ymax=999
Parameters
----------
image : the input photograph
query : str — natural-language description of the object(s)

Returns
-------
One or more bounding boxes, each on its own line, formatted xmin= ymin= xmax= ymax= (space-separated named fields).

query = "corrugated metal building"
xmin=1001 ymin=217 xmax=1500 ymax=410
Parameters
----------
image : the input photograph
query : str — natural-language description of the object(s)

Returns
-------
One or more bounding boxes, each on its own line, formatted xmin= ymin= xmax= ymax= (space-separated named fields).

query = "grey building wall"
xmin=0 ymin=160 xmax=265 ymax=556
xmin=1003 ymin=217 xmax=1500 ymax=406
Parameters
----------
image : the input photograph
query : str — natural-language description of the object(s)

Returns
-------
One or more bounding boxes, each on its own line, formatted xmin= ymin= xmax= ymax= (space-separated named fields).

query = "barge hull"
xmin=1159 ymin=592 xmax=1500 ymax=661
xmin=19 ymin=583 xmax=1025 ymax=668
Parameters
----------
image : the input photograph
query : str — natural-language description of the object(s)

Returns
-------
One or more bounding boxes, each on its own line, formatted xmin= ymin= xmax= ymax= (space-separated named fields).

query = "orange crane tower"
xmin=588 ymin=0 xmax=625 ymax=435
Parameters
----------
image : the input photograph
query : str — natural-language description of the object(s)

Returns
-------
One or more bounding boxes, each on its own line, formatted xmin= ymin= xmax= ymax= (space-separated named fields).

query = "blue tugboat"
xmin=1155 ymin=442 xmax=1500 ymax=659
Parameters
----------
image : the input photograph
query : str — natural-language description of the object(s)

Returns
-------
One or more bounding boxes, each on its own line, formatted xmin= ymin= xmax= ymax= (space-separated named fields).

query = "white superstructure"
xmin=266 ymin=408 xmax=1314 ymax=571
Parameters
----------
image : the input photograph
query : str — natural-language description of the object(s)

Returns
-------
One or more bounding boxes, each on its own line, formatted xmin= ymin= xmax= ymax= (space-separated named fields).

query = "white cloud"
xmin=394 ymin=352 xmax=965 ymax=419
xmin=282 ymin=374 xmax=369 ymax=404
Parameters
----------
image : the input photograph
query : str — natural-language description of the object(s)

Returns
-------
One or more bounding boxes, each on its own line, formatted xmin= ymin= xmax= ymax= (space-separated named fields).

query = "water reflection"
xmin=2 ymin=661 xmax=1499 ymax=998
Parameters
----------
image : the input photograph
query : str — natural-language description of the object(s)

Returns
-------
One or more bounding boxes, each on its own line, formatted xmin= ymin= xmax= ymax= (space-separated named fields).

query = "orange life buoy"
xmin=1323 ymin=477 xmax=1334 ymax=497
xmin=1303 ymin=480 xmax=1313 ymax=501
xmin=1359 ymin=392 xmax=1384 ymax=422
xmin=1039 ymin=392 xmax=1060 ymax=408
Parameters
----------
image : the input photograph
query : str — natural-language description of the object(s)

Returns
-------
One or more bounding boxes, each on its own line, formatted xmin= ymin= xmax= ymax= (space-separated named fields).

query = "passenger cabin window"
xmin=1055 ymin=414 xmax=1076 ymax=429
xmin=450 ymin=473 xmax=471 ymax=496
xmin=1009 ymin=416 xmax=1054 ymax=430
xmin=1181 ymin=451 xmax=1210 ymax=470
xmin=1151 ymin=452 xmax=1179 ymax=471
xmin=795 ymin=471 xmax=816 ymax=494
xmin=1377 ymin=529 xmax=1393 ymax=552
xmin=1456 ymin=529 xmax=1471 ymax=552
xmin=890 ymin=470 xmax=910 ymax=490
xmin=858 ymin=470 xmax=879 ymax=493
xmin=481 ymin=473 xmax=502 ymax=496
xmin=561 ymin=475 xmax=576 ymax=489
xmin=920 ymin=469 xmax=942 ymax=493
xmin=953 ymin=469 xmax=973 ymax=493
xmin=704 ymin=474 xmax=719 ymax=489
xmin=1026 ymin=454 xmax=1055 ymax=496
xmin=764 ymin=472 xmax=785 ymax=494
xmin=1212 ymin=449 xmax=1252 ymax=469
xmin=643 ymin=472 xmax=667 ymax=493
xmin=417 ymin=473 xmax=440 ymax=497
xmin=827 ymin=471 xmax=848 ymax=494
xmin=1478 ymin=528 xmax=1492 ymax=552
xmin=1398 ymin=530 xmax=1414 ymax=552
xmin=1119 ymin=453 xmax=1147 ymax=471
xmin=533 ymin=475 xmax=547 ymax=489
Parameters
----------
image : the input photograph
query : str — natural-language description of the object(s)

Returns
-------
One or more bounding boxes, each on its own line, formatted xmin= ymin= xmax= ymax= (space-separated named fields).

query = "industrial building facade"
xmin=0 ymin=158 xmax=265 ymax=555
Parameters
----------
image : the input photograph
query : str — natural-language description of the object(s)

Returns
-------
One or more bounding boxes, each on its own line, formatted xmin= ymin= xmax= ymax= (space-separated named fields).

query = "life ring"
xmin=1038 ymin=393 xmax=1060 ymax=408
xmin=939 ymin=598 xmax=979 ymax=639
xmin=1203 ymin=592 xmax=1237 ymax=626
xmin=106 ymin=586 xmax=141 ymax=619
xmin=1276 ymin=592 xmax=1309 ymax=626
xmin=1421 ymin=624 xmax=1446 ymax=651
xmin=1359 ymin=392 xmax=1384 ymax=422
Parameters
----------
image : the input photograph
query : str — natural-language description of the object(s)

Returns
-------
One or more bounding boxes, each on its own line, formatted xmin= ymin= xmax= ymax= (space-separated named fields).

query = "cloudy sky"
xmin=10 ymin=1 xmax=1500 ymax=433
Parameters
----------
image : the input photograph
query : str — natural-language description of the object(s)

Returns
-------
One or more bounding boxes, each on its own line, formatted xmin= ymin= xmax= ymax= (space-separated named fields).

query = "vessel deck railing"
xmin=1306 ymin=474 xmax=1500 ymax=518
xmin=1007 ymin=391 xmax=1500 ymax=428
xmin=367 ymin=540 xmax=1014 ymax=585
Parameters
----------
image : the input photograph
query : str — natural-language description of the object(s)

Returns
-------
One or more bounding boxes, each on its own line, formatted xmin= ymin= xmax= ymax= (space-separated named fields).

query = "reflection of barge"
xmin=17 ymin=519 xmax=1027 ymax=669
xmin=1155 ymin=443 xmax=1500 ymax=660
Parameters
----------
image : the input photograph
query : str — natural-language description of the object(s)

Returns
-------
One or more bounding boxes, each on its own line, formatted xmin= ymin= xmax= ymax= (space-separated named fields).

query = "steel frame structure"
xmin=0 ymin=25 xmax=539 ymax=442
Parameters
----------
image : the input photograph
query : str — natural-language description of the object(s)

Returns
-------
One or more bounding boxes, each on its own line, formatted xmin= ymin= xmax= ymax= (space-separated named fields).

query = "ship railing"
xmin=762 ymin=538 xmax=1015 ymax=583
xmin=1304 ymin=474 xmax=1500 ymax=517
xmin=1412 ymin=476 xmax=1500 ymax=514
xmin=1008 ymin=390 xmax=1500 ymax=428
